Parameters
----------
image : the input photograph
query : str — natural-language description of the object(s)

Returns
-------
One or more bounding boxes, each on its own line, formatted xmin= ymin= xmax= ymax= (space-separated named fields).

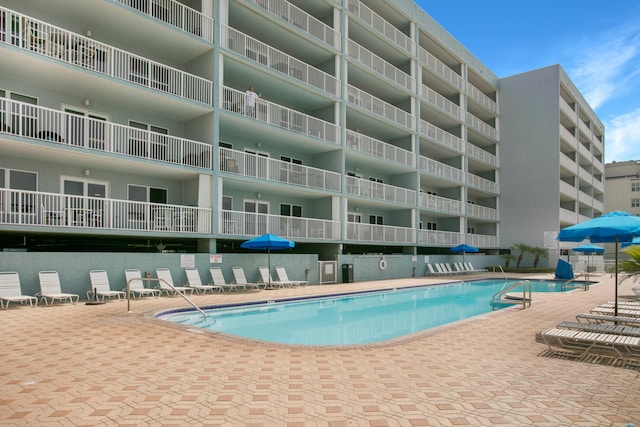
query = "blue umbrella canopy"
xmin=450 ymin=244 xmax=479 ymax=253
xmin=621 ymin=236 xmax=640 ymax=248
xmin=241 ymin=234 xmax=294 ymax=288
xmin=571 ymin=244 xmax=604 ymax=253
xmin=558 ymin=211 xmax=640 ymax=317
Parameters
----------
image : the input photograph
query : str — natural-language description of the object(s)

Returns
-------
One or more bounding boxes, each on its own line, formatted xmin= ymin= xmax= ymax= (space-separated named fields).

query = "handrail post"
xmin=126 ymin=277 xmax=206 ymax=320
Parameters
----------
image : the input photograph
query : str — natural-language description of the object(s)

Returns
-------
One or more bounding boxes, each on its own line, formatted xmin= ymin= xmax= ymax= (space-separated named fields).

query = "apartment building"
xmin=500 ymin=65 xmax=605 ymax=263
xmin=605 ymin=160 xmax=640 ymax=215
xmin=0 ymin=0 xmax=599 ymax=270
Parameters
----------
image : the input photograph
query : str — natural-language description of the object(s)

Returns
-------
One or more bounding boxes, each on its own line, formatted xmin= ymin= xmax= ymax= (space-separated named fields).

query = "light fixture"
xmin=85 ymin=30 xmax=92 ymax=37
xmin=83 ymin=99 xmax=90 ymax=106
xmin=83 ymin=169 xmax=90 ymax=176
xmin=257 ymin=193 xmax=261 ymax=199
xmin=256 ymin=141 xmax=261 ymax=148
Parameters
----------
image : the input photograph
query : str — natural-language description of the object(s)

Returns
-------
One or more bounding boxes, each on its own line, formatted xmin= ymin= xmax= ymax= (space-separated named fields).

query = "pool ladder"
xmin=126 ymin=277 xmax=207 ymax=321
xmin=491 ymin=280 xmax=532 ymax=311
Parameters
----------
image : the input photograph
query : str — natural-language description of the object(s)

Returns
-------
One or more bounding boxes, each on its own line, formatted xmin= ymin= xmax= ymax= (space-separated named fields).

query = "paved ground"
xmin=1 ymin=271 xmax=639 ymax=426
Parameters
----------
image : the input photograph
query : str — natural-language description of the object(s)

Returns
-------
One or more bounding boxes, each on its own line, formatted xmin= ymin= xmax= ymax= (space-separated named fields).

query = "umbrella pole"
xmin=615 ymin=236 xmax=619 ymax=318
xmin=268 ymin=248 xmax=271 ymax=289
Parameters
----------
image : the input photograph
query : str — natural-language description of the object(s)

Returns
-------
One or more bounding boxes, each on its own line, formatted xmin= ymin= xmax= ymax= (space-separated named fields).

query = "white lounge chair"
xmin=258 ymin=266 xmax=287 ymax=288
xmin=37 ymin=271 xmax=79 ymax=305
xmin=426 ymin=264 xmax=437 ymax=276
xmin=454 ymin=262 xmax=468 ymax=274
xmin=233 ymin=266 xmax=261 ymax=290
xmin=557 ymin=321 xmax=640 ymax=338
xmin=209 ymin=267 xmax=245 ymax=292
xmin=156 ymin=268 xmax=194 ymax=296
xmin=465 ymin=262 xmax=487 ymax=272
xmin=276 ymin=266 xmax=308 ymax=287
xmin=124 ymin=269 xmax=160 ymax=298
xmin=88 ymin=270 xmax=125 ymax=301
xmin=0 ymin=271 xmax=37 ymax=309
xmin=539 ymin=327 xmax=640 ymax=367
xmin=633 ymin=286 xmax=640 ymax=298
xmin=185 ymin=268 xmax=223 ymax=293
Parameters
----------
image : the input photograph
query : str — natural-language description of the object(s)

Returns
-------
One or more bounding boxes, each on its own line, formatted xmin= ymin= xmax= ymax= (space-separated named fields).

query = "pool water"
xmin=157 ymin=279 xmax=575 ymax=346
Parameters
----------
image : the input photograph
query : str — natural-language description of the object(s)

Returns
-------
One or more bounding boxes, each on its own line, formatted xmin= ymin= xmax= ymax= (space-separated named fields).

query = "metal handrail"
xmin=126 ymin=277 xmax=206 ymax=320
xmin=491 ymin=280 xmax=532 ymax=310
xmin=561 ymin=273 xmax=589 ymax=291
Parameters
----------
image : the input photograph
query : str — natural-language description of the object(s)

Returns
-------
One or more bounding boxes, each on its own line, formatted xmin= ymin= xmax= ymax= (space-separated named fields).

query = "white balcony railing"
xmin=419 ymin=194 xmax=463 ymax=215
xmin=346 ymin=131 xmax=415 ymax=168
xmin=220 ymin=148 xmax=341 ymax=192
xmin=467 ymin=233 xmax=498 ymax=248
xmin=221 ymin=86 xmax=339 ymax=144
xmin=466 ymin=203 xmax=498 ymax=221
xmin=220 ymin=210 xmax=339 ymax=240
xmin=466 ymin=143 xmax=498 ymax=168
xmin=0 ymin=99 xmax=212 ymax=169
xmin=419 ymin=157 xmax=464 ymax=184
xmin=560 ymin=207 xmax=577 ymax=224
xmin=346 ymin=0 xmax=414 ymax=55
xmin=560 ymin=126 xmax=577 ymax=147
xmin=248 ymin=0 xmax=339 ymax=49
xmin=560 ymin=152 xmax=578 ymax=174
xmin=560 ymin=181 xmax=577 ymax=198
xmin=421 ymin=84 xmax=462 ymax=120
xmin=417 ymin=46 xmax=462 ymax=89
xmin=0 ymin=9 xmax=213 ymax=104
xmin=0 ymin=189 xmax=211 ymax=233
xmin=345 ymin=176 xmax=416 ymax=205
xmin=419 ymin=120 xmax=464 ymax=153
xmin=346 ymin=222 xmax=416 ymax=244
xmin=347 ymin=85 xmax=414 ymax=129
xmin=221 ymin=25 xmax=339 ymax=96
xmin=467 ymin=173 xmax=499 ymax=194
xmin=114 ymin=0 xmax=214 ymax=42
xmin=467 ymin=83 xmax=497 ymax=114
xmin=466 ymin=113 xmax=498 ymax=141
xmin=348 ymin=40 xmax=415 ymax=92
xmin=418 ymin=230 xmax=461 ymax=246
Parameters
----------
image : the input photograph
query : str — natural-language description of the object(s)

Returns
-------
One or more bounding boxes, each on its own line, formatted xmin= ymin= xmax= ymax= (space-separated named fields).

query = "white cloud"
xmin=605 ymin=108 xmax=640 ymax=162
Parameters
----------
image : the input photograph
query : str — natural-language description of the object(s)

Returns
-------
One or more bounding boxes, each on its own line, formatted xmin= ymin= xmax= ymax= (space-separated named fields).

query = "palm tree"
xmin=530 ymin=247 xmax=548 ymax=268
xmin=499 ymin=253 xmax=517 ymax=267
xmin=620 ymin=246 xmax=640 ymax=283
xmin=511 ymin=243 xmax=532 ymax=268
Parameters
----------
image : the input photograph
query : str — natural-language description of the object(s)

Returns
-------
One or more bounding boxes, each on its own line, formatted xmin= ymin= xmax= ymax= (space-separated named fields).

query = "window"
xmin=128 ymin=185 xmax=167 ymax=203
xmin=632 ymin=182 xmax=640 ymax=192
xmin=467 ymin=227 xmax=475 ymax=234
xmin=369 ymin=215 xmax=383 ymax=225
xmin=425 ymin=222 xmax=437 ymax=230
xmin=347 ymin=212 xmax=361 ymax=223
xmin=280 ymin=204 xmax=302 ymax=217
xmin=369 ymin=177 xmax=383 ymax=183
xmin=129 ymin=121 xmax=168 ymax=160
xmin=632 ymin=199 xmax=640 ymax=208
xmin=280 ymin=156 xmax=302 ymax=165
xmin=2 ymin=169 xmax=37 ymax=214
xmin=222 ymin=196 xmax=232 ymax=210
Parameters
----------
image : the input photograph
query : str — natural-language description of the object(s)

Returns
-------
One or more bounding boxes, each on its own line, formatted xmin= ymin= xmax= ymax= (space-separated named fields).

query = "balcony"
xmin=346 ymin=0 xmax=414 ymax=55
xmin=219 ymin=210 xmax=339 ymax=240
xmin=0 ymin=9 xmax=213 ymax=104
xmin=559 ymin=207 xmax=577 ymax=224
xmin=219 ymin=148 xmax=341 ymax=192
xmin=113 ymin=0 xmax=214 ymax=41
xmin=347 ymin=85 xmax=414 ymax=129
xmin=248 ymin=0 xmax=339 ymax=49
xmin=466 ymin=143 xmax=498 ymax=168
xmin=221 ymin=86 xmax=339 ymax=144
xmin=467 ymin=173 xmax=499 ymax=194
xmin=466 ymin=113 xmax=498 ymax=141
xmin=0 ymin=189 xmax=211 ymax=234
xmin=345 ymin=176 xmax=416 ymax=205
xmin=347 ymin=40 xmax=415 ymax=92
xmin=346 ymin=222 xmax=416 ymax=244
xmin=346 ymin=130 xmax=415 ymax=168
xmin=420 ymin=84 xmax=462 ymax=120
xmin=419 ymin=120 xmax=464 ymax=153
xmin=466 ymin=203 xmax=498 ymax=221
xmin=221 ymin=25 xmax=339 ymax=96
xmin=418 ymin=230 xmax=461 ymax=246
xmin=560 ymin=126 xmax=577 ymax=147
xmin=418 ymin=193 xmax=463 ymax=215
xmin=417 ymin=46 xmax=462 ymax=89
xmin=418 ymin=157 xmax=464 ymax=184
xmin=467 ymin=83 xmax=497 ymax=114
xmin=0 ymin=99 xmax=212 ymax=169
xmin=467 ymin=233 xmax=498 ymax=248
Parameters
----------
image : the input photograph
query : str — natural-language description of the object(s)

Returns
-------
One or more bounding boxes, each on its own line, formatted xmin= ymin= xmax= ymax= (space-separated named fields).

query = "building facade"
xmin=604 ymin=160 xmax=640 ymax=215
xmin=0 ymin=0 xmax=601 ymax=266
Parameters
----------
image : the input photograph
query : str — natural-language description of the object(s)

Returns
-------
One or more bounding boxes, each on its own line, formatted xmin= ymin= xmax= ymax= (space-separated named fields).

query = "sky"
xmin=415 ymin=1 xmax=640 ymax=163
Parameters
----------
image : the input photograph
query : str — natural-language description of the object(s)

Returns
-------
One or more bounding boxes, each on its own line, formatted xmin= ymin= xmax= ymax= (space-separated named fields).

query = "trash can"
xmin=342 ymin=263 xmax=353 ymax=283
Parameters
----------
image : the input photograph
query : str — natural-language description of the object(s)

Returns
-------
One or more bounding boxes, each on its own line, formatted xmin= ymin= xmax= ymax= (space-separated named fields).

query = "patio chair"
xmin=276 ymin=266 xmax=308 ymax=287
xmin=233 ymin=266 xmax=261 ymax=290
xmin=185 ymin=267 xmax=223 ymax=293
xmin=155 ymin=268 xmax=194 ymax=296
xmin=633 ymin=286 xmax=640 ymax=298
xmin=37 ymin=271 xmax=79 ymax=305
xmin=556 ymin=321 xmax=640 ymax=338
xmin=465 ymin=262 xmax=487 ymax=272
xmin=88 ymin=270 xmax=125 ymax=301
xmin=0 ymin=271 xmax=37 ymax=309
xmin=425 ymin=264 xmax=437 ymax=276
xmin=209 ymin=267 xmax=245 ymax=292
xmin=257 ymin=266 xmax=287 ymax=289
xmin=124 ymin=269 xmax=160 ymax=298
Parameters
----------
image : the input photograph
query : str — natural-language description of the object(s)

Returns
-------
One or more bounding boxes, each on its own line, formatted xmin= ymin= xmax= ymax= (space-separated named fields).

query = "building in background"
xmin=605 ymin=160 xmax=640 ymax=215
xmin=0 ymin=0 xmax=602 ymax=270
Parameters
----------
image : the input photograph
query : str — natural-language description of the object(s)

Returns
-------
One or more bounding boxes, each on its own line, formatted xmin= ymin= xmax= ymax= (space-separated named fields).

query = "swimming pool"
xmin=157 ymin=279 xmax=577 ymax=346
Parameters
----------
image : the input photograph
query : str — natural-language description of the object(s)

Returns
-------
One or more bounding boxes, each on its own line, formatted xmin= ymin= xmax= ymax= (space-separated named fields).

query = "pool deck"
xmin=1 ymin=272 xmax=639 ymax=426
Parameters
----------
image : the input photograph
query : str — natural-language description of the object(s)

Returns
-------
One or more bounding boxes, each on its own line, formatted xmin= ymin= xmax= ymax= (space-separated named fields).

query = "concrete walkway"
xmin=1 ymin=272 xmax=639 ymax=426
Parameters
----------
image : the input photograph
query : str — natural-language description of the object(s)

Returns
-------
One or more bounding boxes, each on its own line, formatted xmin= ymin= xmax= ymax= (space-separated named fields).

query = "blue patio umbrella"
xmin=450 ymin=244 xmax=479 ymax=263
xmin=572 ymin=244 xmax=604 ymax=285
xmin=241 ymin=233 xmax=295 ymax=288
xmin=621 ymin=236 xmax=640 ymax=248
xmin=558 ymin=211 xmax=640 ymax=316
